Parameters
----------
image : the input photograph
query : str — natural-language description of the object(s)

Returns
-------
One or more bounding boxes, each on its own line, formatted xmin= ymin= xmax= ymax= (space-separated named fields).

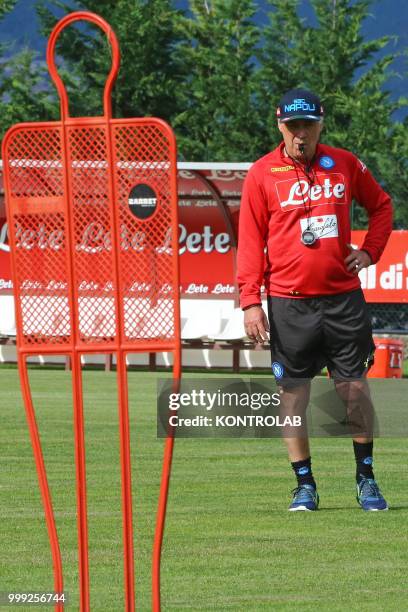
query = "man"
xmin=237 ymin=88 xmax=393 ymax=512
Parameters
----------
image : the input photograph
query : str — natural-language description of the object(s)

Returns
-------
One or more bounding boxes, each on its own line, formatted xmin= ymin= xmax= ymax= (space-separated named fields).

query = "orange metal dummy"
xmin=2 ymin=11 xmax=180 ymax=611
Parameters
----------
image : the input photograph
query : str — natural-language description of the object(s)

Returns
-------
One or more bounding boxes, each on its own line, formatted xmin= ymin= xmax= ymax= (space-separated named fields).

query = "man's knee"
xmin=334 ymin=379 xmax=370 ymax=403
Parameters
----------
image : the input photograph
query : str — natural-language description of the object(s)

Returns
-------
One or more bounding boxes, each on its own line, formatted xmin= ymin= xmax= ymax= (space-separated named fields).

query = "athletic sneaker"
xmin=356 ymin=476 xmax=388 ymax=511
xmin=289 ymin=484 xmax=319 ymax=511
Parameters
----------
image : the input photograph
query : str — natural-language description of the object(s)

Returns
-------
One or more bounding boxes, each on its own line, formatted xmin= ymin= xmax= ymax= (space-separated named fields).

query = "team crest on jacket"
xmin=319 ymin=155 xmax=335 ymax=169
xmin=275 ymin=173 xmax=347 ymax=212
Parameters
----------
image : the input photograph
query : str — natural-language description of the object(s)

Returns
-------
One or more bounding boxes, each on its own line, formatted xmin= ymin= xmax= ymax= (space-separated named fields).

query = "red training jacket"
xmin=237 ymin=142 xmax=393 ymax=309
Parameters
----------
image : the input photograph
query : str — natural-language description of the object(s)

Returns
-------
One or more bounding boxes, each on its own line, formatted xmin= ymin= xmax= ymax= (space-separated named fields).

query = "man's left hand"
xmin=344 ymin=244 xmax=372 ymax=275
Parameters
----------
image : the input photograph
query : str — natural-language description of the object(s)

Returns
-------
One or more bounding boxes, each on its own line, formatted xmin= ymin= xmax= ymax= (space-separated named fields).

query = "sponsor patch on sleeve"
xmin=271 ymin=165 xmax=295 ymax=173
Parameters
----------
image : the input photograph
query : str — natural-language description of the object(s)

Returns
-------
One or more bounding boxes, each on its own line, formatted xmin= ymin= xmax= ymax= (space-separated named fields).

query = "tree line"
xmin=0 ymin=0 xmax=407 ymax=227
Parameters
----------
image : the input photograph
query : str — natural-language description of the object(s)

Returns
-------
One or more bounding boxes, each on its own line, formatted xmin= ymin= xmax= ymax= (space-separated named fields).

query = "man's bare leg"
xmin=280 ymin=381 xmax=311 ymax=460
xmin=333 ymin=378 xmax=374 ymax=442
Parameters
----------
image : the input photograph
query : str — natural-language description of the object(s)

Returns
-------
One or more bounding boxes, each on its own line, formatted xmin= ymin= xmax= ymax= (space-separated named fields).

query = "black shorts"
xmin=267 ymin=289 xmax=375 ymax=382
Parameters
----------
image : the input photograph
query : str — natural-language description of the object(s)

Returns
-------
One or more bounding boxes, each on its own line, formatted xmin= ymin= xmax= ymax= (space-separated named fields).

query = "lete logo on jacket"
xmin=275 ymin=173 xmax=347 ymax=212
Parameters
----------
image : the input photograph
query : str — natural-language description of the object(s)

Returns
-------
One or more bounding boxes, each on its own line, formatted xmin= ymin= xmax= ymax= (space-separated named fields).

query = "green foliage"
xmin=0 ymin=50 xmax=58 ymax=139
xmin=36 ymin=0 xmax=184 ymax=120
xmin=258 ymin=0 xmax=408 ymax=227
xmin=256 ymin=0 xmax=306 ymax=136
xmin=172 ymin=0 xmax=262 ymax=161
xmin=0 ymin=0 xmax=16 ymax=20
xmin=0 ymin=1 xmax=57 ymax=141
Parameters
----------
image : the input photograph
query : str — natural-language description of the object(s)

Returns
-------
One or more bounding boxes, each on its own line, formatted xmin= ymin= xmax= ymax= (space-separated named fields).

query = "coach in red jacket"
xmin=237 ymin=88 xmax=393 ymax=512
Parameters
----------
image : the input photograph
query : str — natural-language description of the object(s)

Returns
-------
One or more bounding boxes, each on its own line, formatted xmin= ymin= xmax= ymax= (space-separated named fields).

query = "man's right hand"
xmin=244 ymin=305 xmax=270 ymax=344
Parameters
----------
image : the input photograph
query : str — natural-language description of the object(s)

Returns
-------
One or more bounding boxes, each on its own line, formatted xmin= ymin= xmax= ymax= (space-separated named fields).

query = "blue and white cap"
xmin=277 ymin=88 xmax=324 ymax=122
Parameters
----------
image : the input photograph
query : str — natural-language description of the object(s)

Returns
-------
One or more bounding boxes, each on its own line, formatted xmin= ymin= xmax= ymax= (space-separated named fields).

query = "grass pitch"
xmin=1 ymin=367 xmax=408 ymax=611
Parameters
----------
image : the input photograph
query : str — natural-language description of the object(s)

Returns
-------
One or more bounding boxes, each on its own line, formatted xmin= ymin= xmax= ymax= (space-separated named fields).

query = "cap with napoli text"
xmin=276 ymin=88 xmax=324 ymax=122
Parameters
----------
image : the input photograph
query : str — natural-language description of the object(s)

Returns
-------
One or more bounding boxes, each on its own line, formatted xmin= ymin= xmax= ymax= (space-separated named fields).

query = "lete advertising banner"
xmin=0 ymin=168 xmax=407 ymax=302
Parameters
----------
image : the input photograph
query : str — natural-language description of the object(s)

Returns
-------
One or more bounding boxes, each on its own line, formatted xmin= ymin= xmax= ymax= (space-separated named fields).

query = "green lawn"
xmin=1 ymin=368 xmax=408 ymax=611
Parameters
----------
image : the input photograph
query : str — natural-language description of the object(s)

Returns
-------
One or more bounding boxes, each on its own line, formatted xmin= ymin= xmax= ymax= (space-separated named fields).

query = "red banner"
xmin=351 ymin=230 xmax=408 ymax=302
xmin=0 ymin=167 xmax=407 ymax=302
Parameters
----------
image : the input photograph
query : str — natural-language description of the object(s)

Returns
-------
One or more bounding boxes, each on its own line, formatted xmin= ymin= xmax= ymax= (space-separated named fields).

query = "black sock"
xmin=291 ymin=457 xmax=316 ymax=489
xmin=353 ymin=440 xmax=374 ymax=483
